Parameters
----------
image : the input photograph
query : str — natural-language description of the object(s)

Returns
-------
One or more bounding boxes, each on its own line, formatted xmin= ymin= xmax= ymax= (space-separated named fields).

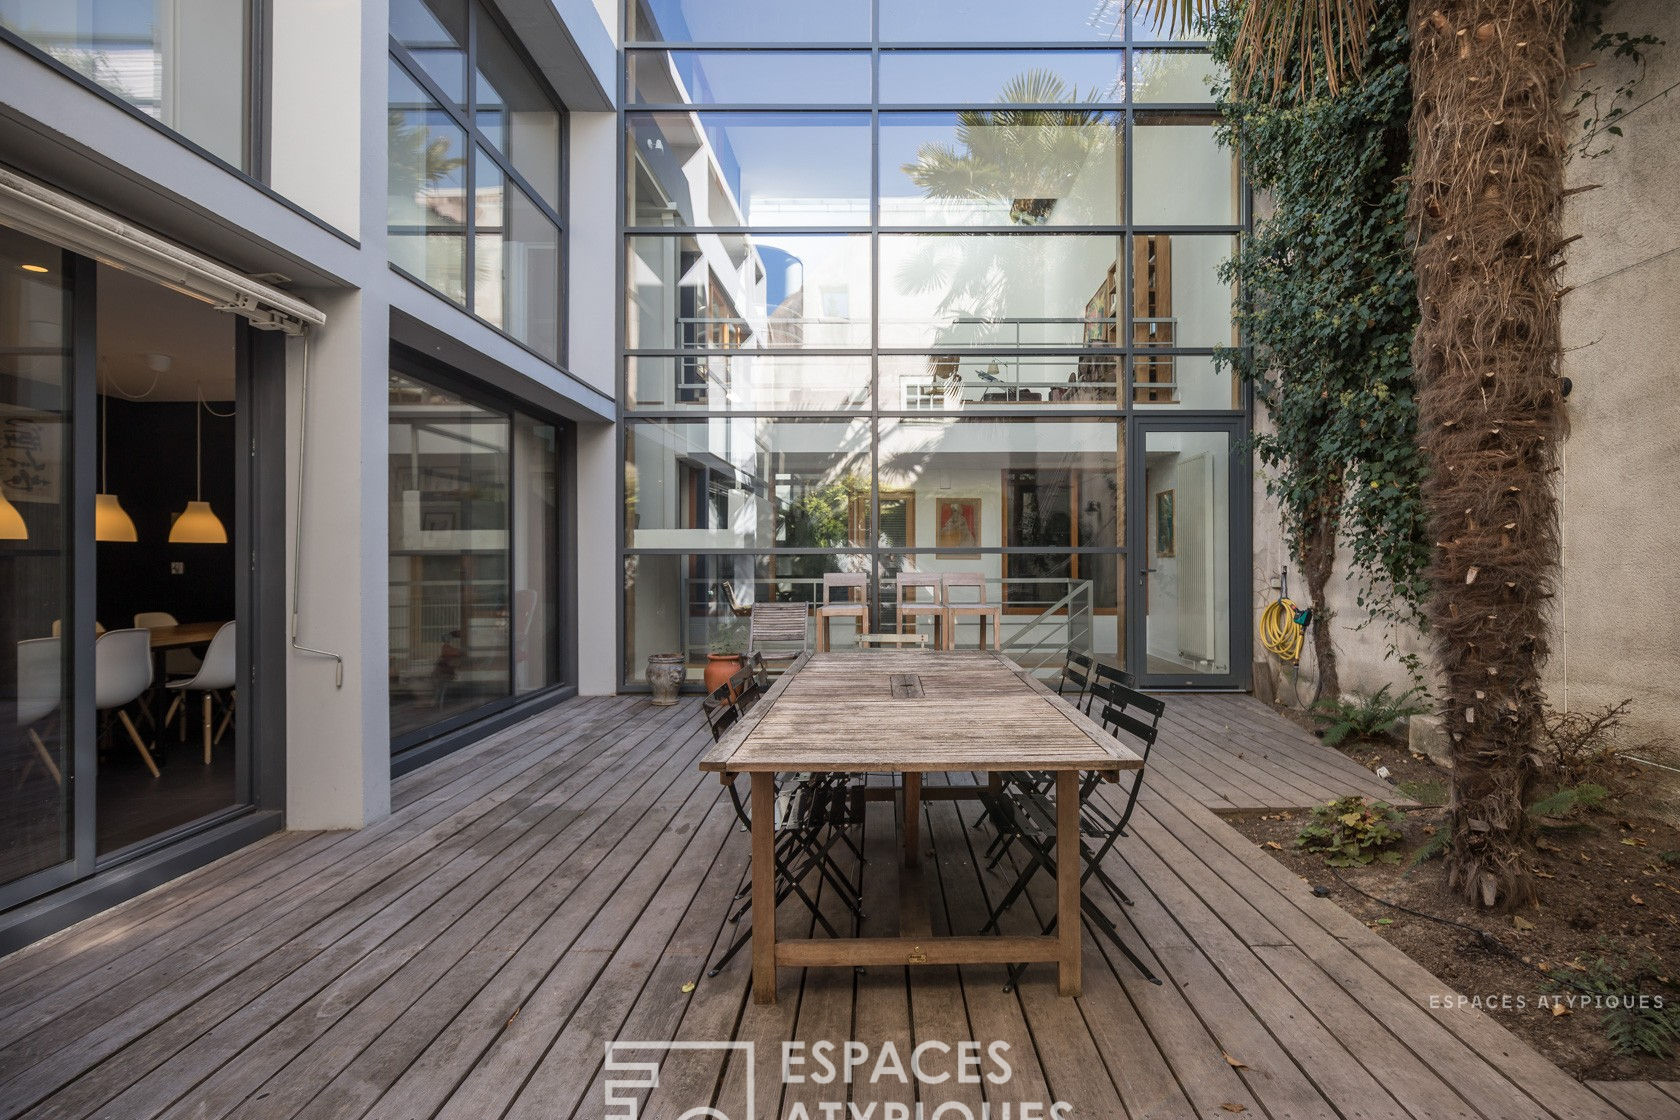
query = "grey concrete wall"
xmin=1251 ymin=0 xmax=1679 ymax=751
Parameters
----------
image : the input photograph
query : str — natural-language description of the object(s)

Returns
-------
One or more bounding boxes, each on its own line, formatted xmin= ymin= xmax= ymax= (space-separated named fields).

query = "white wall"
xmin=267 ymin=0 xmax=363 ymax=236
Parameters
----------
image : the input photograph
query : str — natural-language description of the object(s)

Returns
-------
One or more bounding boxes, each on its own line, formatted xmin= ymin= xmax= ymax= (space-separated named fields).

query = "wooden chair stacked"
xmin=975 ymin=651 xmax=1165 ymax=988
xmin=704 ymin=654 xmax=865 ymax=977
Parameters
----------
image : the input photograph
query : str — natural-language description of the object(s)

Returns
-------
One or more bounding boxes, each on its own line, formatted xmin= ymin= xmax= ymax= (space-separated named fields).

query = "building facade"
xmin=0 ymin=0 xmax=1262 ymax=949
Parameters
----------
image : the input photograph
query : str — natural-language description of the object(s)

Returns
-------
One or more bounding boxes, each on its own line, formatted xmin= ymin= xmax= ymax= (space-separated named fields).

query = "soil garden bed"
xmin=1225 ymin=709 xmax=1680 ymax=1081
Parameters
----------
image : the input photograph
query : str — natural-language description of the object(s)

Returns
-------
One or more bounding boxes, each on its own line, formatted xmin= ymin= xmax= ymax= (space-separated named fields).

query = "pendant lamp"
xmin=169 ymin=387 xmax=227 ymax=544
xmin=96 ymin=376 xmax=137 ymax=542
xmin=0 ymin=491 xmax=25 ymax=539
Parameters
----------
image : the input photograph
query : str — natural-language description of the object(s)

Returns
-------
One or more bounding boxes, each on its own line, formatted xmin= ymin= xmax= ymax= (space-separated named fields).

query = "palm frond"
xmin=1132 ymin=0 xmax=1376 ymax=100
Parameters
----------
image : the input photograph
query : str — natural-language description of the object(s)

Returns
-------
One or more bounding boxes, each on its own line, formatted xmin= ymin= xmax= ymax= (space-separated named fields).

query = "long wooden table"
xmin=700 ymin=650 xmax=1142 ymax=1004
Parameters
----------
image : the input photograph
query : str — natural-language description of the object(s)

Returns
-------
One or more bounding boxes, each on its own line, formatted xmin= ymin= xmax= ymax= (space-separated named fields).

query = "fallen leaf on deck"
xmin=1223 ymin=1053 xmax=1249 ymax=1070
xmin=681 ymin=981 xmax=697 ymax=993
xmin=1220 ymin=1105 xmax=1247 ymax=1114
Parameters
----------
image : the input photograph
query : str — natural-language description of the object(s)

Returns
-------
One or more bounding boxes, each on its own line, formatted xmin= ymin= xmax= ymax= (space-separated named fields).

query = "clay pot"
xmin=646 ymin=652 xmax=685 ymax=706
xmin=704 ymin=652 xmax=744 ymax=696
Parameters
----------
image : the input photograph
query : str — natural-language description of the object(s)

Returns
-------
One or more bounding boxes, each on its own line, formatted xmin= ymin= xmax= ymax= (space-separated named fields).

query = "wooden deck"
xmin=0 ymin=691 xmax=1631 ymax=1119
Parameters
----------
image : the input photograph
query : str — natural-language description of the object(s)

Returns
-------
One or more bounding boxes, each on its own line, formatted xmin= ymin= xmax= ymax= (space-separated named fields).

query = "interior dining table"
xmin=700 ymin=649 xmax=1142 ymax=1004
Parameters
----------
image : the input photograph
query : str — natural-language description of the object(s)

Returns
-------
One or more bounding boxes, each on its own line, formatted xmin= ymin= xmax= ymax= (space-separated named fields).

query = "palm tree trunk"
xmin=1409 ymin=0 xmax=1571 ymax=910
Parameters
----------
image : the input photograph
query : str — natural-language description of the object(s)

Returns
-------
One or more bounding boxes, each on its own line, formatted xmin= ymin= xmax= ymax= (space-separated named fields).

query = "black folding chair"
xmin=1058 ymin=649 xmax=1095 ymax=710
xmin=976 ymin=680 xmax=1167 ymax=989
xmin=703 ymin=681 xmax=865 ymax=977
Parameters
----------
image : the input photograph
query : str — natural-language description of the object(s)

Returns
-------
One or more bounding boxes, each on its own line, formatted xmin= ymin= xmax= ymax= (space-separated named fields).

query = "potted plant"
xmin=705 ymin=617 xmax=748 ymax=695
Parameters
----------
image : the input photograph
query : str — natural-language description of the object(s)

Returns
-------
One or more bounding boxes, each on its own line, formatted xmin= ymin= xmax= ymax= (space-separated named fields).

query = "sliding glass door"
xmin=387 ymin=362 xmax=563 ymax=758
xmin=0 ymin=226 xmax=74 ymax=895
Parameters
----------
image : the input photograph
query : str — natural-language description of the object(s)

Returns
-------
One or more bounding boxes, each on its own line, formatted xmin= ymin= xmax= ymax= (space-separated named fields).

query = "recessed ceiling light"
xmin=20 ymin=263 xmax=48 ymax=274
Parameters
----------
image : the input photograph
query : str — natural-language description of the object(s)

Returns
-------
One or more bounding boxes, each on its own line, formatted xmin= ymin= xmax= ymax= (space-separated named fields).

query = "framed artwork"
xmin=1155 ymin=489 xmax=1175 ymax=557
xmin=935 ymin=497 xmax=981 ymax=555
xmin=422 ymin=510 xmax=457 ymax=532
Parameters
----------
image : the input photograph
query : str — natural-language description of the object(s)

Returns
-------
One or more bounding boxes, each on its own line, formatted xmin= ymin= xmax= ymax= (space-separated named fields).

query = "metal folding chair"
xmin=975 ymin=679 xmax=1167 ymax=989
xmin=704 ymin=679 xmax=865 ymax=977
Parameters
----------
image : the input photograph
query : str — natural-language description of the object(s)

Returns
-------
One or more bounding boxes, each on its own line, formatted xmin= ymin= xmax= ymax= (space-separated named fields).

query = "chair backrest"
xmin=895 ymin=573 xmax=943 ymax=605
xmin=51 ymin=619 xmax=106 ymax=637
xmin=702 ymin=681 xmax=738 ymax=742
xmin=722 ymin=581 xmax=752 ymax=616
xmin=94 ymin=628 xmax=153 ymax=710
xmin=1096 ymin=682 xmax=1166 ymax=754
xmin=748 ymin=602 xmax=810 ymax=652
xmin=16 ymin=637 xmax=61 ymax=727
xmin=134 ymin=611 xmax=179 ymax=629
xmin=1091 ymin=660 xmax=1134 ymax=695
xmin=1059 ymin=649 xmax=1093 ymax=700
xmin=728 ymin=662 xmax=760 ymax=710
xmin=821 ymin=572 xmax=866 ymax=605
xmin=941 ymin=571 xmax=990 ymax=605
xmin=187 ymin=621 xmax=238 ymax=690
xmin=748 ymin=651 xmax=771 ymax=690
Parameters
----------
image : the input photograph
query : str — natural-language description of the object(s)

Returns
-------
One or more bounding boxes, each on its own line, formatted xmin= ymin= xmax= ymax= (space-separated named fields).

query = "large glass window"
xmin=1 ymin=227 xmax=71 ymax=888
xmin=621 ymin=9 xmax=1245 ymax=687
xmin=0 ymin=0 xmax=248 ymax=166
xmin=388 ymin=1 xmax=565 ymax=364
xmin=388 ymin=369 xmax=562 ymax=747
xmin=628 ymin=113 xmax=872 ymax=227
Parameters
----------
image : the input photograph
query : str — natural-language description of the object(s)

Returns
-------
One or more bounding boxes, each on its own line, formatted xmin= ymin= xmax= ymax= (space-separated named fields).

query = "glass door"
xmin=1127 ymin=418 xmax=1247 ymax=689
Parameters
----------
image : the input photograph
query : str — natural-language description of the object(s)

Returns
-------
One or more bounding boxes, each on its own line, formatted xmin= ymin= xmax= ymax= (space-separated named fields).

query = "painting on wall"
xmin=1154 ymin=488 xmax=1175 ymax=557
xmin=935 ymin=497 xmax=981 ymax=555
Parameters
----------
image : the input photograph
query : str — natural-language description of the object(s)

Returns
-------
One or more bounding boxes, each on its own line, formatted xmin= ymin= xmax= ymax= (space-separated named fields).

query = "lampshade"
xmin=168 ymin=500 xmax=227 ymax=544
xmin=95 ymin=492 xmax=138 ymax=542
xmin=0 ymin=492 xmax=25 ymax=540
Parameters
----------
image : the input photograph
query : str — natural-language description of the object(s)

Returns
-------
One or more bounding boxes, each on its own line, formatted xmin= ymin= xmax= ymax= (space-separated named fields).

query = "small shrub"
xmin=1296 ymin=796 xmax=1406 ymax=866
xmin=1407 ymin=827 xmax=1449 ymax=868
xmin=1562 ymin=949 xmax=1680 ymax=1059
xmin=1527 ymin=783 xmax=1610 ymax=821
xmin=1538 ymin=698 xmax=1672 ymax=788
xmin=1310 ymin=685 xmax=1430 ymax=747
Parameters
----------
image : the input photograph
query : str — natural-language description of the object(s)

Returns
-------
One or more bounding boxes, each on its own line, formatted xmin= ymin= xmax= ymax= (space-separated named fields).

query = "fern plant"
xmin=1565 ymin=950 xmax=1680 ymax=1059
xmin=1309 ymin=684 xmax=1429 ymax=746
xmin=1527 ymin=783 xmax=1609 ymax=821
xmin=1296 ymin=796 xmax=1406 ymax=866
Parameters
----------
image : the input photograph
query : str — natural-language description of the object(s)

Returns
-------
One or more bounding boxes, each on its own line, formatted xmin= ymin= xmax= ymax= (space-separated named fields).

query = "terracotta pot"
xmin=646 ymin=652 xmax=685 ymax=706
xmin=704 ymin=652 xmax=744 ymax=696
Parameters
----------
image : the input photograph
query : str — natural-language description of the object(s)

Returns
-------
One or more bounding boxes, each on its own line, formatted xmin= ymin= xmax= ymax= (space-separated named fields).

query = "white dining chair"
xmin=17 ymin=637 xmax=63 ymax=788
xmin=96 ymin=628 xmax=159 ymax=778
xmin=166 ymin=621 xmax=236 ymax=765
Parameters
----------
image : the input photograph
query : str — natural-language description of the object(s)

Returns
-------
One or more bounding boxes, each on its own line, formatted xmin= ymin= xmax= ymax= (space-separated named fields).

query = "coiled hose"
xmin=1260 ymin=596 xmax=1305 ymax=664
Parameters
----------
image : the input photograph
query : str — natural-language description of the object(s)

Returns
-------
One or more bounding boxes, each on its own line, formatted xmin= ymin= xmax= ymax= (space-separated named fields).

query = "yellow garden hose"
xmin=1261 ymin=595 xmax=1306 ymax=665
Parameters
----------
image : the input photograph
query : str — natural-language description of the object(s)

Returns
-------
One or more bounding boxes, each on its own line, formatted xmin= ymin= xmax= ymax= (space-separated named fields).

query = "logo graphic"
xmin=603 ymin=1041 xmax=755 ymax=1120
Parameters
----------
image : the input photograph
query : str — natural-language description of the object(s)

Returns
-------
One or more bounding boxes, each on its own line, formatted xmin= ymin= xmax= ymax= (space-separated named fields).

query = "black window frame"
xmin=387 ymin=0 xmax=570 ymax=369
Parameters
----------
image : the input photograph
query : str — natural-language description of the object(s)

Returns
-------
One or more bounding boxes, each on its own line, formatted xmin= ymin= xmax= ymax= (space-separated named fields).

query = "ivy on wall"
xmin=1210 ymin=0 xmax=1431 ymax=674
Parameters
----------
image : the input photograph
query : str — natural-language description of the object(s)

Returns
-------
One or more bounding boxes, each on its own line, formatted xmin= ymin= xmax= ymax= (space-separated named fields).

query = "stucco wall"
xmin=1251 ymin=0 xmax=1679 ymax=751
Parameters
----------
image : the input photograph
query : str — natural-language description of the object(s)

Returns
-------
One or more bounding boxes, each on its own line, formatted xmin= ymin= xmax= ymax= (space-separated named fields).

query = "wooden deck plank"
xmin=0 ymin=692 xmax=1627 ymax=1120
xmin=1588 ymin=1080 xmax=1680 ymax=1120
xmin=10 ymin=699 xmax=700 ymax=1120
xmin=0 ymin=697 xmax=635 ymax=1048
xmin=156 ymin=702 xmax=715 ymax=1120
xmin=1168 ymin=697 xmax=1412 ymax=807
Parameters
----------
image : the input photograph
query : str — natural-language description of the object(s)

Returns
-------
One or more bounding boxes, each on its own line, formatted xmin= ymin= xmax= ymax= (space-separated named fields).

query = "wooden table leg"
xmin=1056 ymin=769 xmax=1081 ymax=997
xmin=902 ymin=772 xmax=922 ymax=868
xmin=751 ymin=772 xmax=777 ymax=1004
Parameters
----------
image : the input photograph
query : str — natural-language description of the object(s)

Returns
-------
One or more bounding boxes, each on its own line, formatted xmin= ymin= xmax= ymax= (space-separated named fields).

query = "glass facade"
xmin=388 ymin=0 xmax=565 ymax=363
xmin=388 ymin=368 xmax=562 ymax=751
xmin=623 ymin=2 xmax=1246 ymax=687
